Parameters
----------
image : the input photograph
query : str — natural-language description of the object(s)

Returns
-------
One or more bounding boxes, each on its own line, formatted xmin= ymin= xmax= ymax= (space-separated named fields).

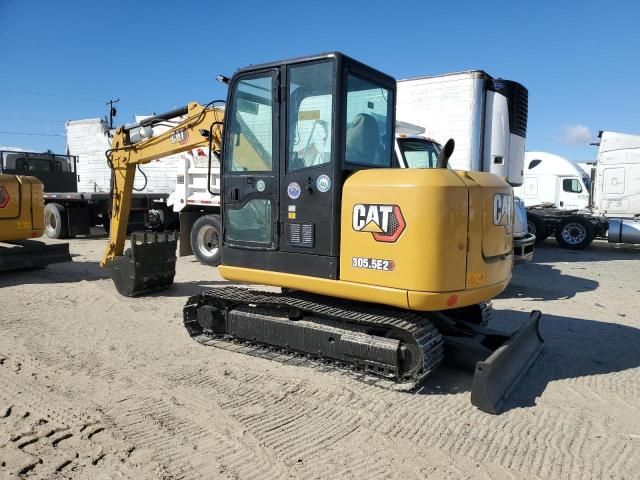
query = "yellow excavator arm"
xmin=101 ymin=102 xmax=224 ymax=267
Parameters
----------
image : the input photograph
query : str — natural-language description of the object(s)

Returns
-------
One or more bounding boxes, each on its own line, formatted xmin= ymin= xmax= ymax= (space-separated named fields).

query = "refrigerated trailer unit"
xmin=396 ymin=70 xmax=528 ymax=185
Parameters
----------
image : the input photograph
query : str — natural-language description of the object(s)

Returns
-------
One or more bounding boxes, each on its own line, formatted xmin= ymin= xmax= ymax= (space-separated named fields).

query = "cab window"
xmin=225 ymin=74 xmax=274 ymax=172
xmin=345 ymin=74 xmax=393 ymax=167
xmin=397 ymin=138 xmax=441 ymax=168
xmin=287 ymin=61 xmax=334 ymax=172
xmin=562 ymin=178 xmax=582 ymax=193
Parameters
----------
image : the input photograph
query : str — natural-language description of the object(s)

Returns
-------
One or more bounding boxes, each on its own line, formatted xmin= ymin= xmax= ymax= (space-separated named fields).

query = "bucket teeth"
xmin=106 ymin=230 xmax=178 ymax=297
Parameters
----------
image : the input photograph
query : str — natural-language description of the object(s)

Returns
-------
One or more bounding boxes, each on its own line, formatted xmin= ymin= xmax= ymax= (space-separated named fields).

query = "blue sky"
xmin=1 ymin=0 xmax=638 ymax=161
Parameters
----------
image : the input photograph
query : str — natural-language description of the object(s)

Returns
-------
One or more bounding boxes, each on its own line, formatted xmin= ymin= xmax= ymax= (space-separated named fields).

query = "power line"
xmin=0 ymin=130 xmax=65 ymax=137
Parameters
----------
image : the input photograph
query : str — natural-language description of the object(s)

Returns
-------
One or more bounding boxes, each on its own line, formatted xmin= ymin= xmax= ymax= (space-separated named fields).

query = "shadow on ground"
xmin=0 ymin=259 xmax=108 ymax=288
xmin=500 ymin=261 xmax=599 ymax=300
xmin=534 ymin=238 xmax=640 ymax=262
xmin=417 ymin=310 xmax=640 ymax=413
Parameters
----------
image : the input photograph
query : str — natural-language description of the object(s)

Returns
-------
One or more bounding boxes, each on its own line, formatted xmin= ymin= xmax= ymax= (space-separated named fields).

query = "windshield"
xmin=583 ymin=176 xmax=591 ymax=192
xmin=397 ymin=137 xmax=441 ymax=168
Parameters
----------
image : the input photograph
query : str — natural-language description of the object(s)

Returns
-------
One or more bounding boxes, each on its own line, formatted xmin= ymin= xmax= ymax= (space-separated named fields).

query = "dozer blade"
xmin=0 ymin=240 xmax=71 ymax=271
xmin=470 ymin=311 xmax=543 ymax=414
xmin=105 ymin=230 xmax=177 ymax=297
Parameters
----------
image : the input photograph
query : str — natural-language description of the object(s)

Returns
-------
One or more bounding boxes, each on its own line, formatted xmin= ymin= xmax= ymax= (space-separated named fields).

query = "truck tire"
xmin=190 ymin=214 xmax=222 ymax=266
xmin=44 ymin=203 xmax=69 ymax=239
xmin=527 ymin=212 xmax=550 ymax=244
xmin=555 ymin=216 xmax=595 ymax=250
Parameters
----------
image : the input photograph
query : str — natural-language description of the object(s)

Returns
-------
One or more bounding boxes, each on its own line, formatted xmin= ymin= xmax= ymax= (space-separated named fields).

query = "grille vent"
xmin=288 ymin=222 xmax=314 ymax=248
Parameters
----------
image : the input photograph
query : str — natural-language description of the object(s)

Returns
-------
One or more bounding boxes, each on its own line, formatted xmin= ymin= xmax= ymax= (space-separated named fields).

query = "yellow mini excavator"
xmin=0 ymin=174 xmax=70 ymax=270
xmin=101 ymin=52 xmax=543 ymax=413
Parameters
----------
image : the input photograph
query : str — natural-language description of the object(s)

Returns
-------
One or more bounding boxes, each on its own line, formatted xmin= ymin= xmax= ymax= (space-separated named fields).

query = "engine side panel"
xmin=339 ymin=168 xmax=469 ymax=292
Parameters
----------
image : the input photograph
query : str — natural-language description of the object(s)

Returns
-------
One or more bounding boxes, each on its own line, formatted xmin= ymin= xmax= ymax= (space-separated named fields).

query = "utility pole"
xmin=106 ymin=98 xmax=120 ymax=129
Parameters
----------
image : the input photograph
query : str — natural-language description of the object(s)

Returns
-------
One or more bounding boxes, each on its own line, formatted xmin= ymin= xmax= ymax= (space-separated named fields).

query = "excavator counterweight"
xmin=0 ymin=174 xmax=71 ymax=271
xmin=101 ymin=52 xmax=543 ymax=413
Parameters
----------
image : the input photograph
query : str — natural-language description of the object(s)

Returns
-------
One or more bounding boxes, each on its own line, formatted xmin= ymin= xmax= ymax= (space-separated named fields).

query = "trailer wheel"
xmin=44 ymin=203 xmax=69 ymax=239
xmin=555 ymin=216 xmax=595 ymax=250
xmin=527 ymin=212 xmax=550 ymax=244
xmin=190 ymin=214 xmax=222 ymax=266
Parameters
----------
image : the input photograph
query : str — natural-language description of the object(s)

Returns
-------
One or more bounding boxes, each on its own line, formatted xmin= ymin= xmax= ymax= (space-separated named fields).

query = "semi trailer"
xmin=518 ymin=131 xmax=640 ymax=249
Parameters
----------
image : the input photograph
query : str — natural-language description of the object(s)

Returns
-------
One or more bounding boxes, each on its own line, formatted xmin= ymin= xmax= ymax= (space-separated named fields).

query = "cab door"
xmin=280 ymin=60 xmax=337 ymax=256
xmin=557 ymin=176 xmax=587 ymax=209
xmin=222 ymin=70 xmax=280 ymax=250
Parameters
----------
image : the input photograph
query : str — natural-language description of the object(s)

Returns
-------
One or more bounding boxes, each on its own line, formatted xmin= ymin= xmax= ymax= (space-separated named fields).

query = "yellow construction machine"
xmin=0 ymin=174 xmax=70 ymax=270
xmin=101 ymin=52 xmax=543 ymax=413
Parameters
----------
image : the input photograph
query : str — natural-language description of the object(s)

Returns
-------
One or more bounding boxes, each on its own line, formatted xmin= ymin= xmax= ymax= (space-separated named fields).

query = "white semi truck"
xmin=516 ymin=151 xmax=591 ymax=210
xmin=395 ymin=70 xmax=535 ymax=262
xmin=518 ymin=131 xmax=640 ymax=249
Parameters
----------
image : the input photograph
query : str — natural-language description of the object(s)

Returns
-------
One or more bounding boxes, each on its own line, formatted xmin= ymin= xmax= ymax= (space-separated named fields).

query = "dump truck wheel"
xmin=555 ymin=216 xmax=594 ymax=249
xmin=191 ymin=214 xmax=222 ymax=266
xmin=44 ymin=203 xmax=69 ymax=239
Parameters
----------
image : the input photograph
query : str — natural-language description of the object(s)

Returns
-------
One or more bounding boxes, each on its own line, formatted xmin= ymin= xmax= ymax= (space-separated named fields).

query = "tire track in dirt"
xmin=171 ymin=351 xmax=640 ymax=480
xmin=1 ymin=294 xmax=295 ymax=480
xmin=3 ymin=252 xmax=640 ymax=480
xmin=0 ymin=353 xmax=152 ymax=479
xmin=110 ymin=394 xmax=290 ymax=480
xmin=166 ymin=362 xmax=507 ymax=479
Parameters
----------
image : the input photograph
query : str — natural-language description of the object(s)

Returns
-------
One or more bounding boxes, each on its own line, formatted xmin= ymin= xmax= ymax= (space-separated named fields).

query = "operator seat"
xmin=346 ymin=113 xmax=379 ymax=165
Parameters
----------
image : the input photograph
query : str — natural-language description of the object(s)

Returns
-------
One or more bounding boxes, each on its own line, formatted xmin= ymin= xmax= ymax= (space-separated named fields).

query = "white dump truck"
xmin=520 ymin=131 xmax=640 ymax=249
xmin=395 ymin=70 xmax=535 ymax=262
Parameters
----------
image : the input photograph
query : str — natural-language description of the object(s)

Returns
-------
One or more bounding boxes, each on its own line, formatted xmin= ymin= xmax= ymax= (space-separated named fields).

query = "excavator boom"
xmin=101 ymin=102 xmax=223 ymax=295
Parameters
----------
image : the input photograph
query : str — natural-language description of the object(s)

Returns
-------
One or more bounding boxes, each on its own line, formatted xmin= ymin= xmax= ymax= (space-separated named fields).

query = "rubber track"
xmin=184 ymin=287 xmax=444 ymax=391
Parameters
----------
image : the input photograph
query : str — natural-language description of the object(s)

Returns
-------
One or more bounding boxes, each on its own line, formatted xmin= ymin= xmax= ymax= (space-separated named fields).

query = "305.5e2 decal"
xmin=351 ymin=257 xmax=395 ymax=271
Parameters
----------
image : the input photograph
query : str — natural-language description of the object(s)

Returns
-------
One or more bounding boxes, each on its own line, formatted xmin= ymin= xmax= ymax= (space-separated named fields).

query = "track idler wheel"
xmin=105 ymin=230 xmax=178 ymax=296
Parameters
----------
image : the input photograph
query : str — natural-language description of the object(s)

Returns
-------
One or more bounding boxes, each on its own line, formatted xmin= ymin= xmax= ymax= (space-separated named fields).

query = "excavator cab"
xmin=220 ymin=53 xmax=395 ymax=280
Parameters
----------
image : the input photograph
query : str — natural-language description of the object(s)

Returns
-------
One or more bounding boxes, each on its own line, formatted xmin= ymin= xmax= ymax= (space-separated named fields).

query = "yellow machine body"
xmin=0 ymin=174 xmax=45 ymax=241
xmin=220 ymin=168 xmax=514 ymax=311
xmin=103 ymin=52 xmax=543 ymax=414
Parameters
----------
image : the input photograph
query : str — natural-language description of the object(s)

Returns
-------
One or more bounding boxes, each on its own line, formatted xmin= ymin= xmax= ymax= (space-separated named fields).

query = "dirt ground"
xmin=0 ymin=233 xmax=639 ymax=479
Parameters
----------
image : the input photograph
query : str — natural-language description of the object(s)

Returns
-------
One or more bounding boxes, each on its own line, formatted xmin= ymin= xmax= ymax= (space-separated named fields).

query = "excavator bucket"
xmin=470 ymin=311 xmax=543 ymax=413
xmin=105 ymin=230 xmax=177 ymax=297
